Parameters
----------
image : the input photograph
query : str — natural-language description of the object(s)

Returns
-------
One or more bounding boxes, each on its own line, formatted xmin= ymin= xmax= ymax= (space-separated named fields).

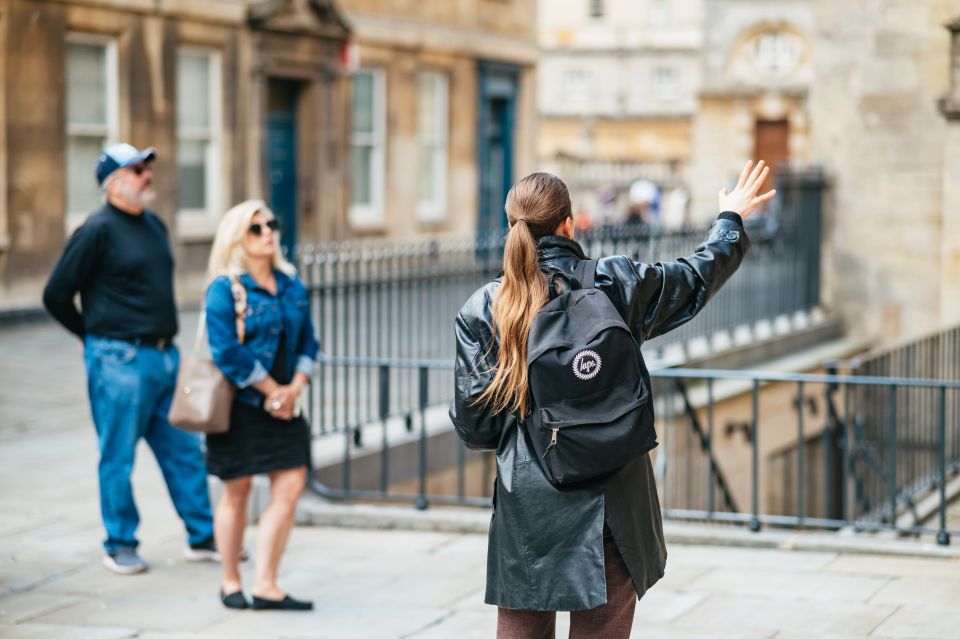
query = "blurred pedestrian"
xmin=595 ymin=183 xmax=618 ymax=226
xmin=451 ymin=162 xmax=774 ymax=638
xmin=42 ymin=143 xmax=216 ymax=575
xmin=204 ymin=200 xmax=318 ymax=611
xmin=661 ymin=184 xmax=690 ymax=232
xmin=625 ymin=178 xmax=660 ymax=228
xmin=573 ymin=208 xmax=594 ymax=233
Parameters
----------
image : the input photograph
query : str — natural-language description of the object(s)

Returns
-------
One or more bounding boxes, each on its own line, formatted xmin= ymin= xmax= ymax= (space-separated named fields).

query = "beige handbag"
xmin=169 ymin=277 xmax=247 ymax=433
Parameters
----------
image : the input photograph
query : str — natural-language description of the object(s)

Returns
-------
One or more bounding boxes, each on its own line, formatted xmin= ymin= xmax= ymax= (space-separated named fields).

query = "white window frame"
xmin=753 ymin=32 xmax=801 ymax=76
xmin=349 ymin=68 xmax=386 ymax=228
xmin=650 ymin=0 xmax=670 ymax=26
xmin=66 ymin=33 xmax=118 ymax=230
xmin=652 ymin=66 xmax=679 ymax=101
xmin=564 ymin=69 xmax=591 ymax=107
xmin=416 ymin=71 xmax=449 ymax=223
xmin=176 ymin=47 xmax=223 ymax=239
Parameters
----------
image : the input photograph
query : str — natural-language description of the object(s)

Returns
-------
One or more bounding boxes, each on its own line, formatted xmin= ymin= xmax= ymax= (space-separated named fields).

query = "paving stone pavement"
xmin=3 ymin=318 xmax=960 ymax=638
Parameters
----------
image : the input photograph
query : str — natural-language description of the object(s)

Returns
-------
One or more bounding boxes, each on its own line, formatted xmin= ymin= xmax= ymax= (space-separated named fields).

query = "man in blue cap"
xmin=43 ymin=143 xmax=217 ymax=574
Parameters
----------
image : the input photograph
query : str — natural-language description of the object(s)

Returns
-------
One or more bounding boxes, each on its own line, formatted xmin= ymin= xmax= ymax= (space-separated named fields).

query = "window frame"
xmin=589 ymin=0 xmax=605 ymax=19
xmin=652 ymin=66 xmax=680 ymax=101
xmin=349 ymin=67 xmax=387 ymax=228
xmin=65 ymin=33 xmax=118 ymax=229
xmin=415 ymin=70 xmax=449 ymax=223
xmin=564 ymin=69 xmax=592 ymax=107
xmin=175 ymin=46 xmax=224 ymax=238
xmin=753 ymin=31 xmax=801 ymax=77
xmin=650 ymin=0 xmax=671 ymax=26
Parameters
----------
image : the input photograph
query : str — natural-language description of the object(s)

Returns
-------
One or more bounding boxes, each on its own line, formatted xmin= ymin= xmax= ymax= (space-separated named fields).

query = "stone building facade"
xmin=0 ymin=0 xmax=538 ymax=311
xmin=536 ymin=0 xmax=815 ymax=226
xmin=336 ymin=0 xmax=538 ymax=239
xmin=940 ymin=17 xmax=960 ymax=331
xmin=0 ymin=0 xmax=351 ymax=309
xmin=687 ymin=0 xmax=960 ymax=343
xmin=807 ymin=0 xmax=960 ymax=343
xmin=537 ymin=0 xmax=703 ymax=224
xmin=687 ymin=0 xmax=814 ymax=224
xmin=538 ymin=0 xmax=960 ymax=347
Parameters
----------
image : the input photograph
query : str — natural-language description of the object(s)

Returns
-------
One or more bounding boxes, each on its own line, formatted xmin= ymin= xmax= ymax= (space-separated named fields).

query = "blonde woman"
xmin=205 ymin=200 xmax=318 ymax=611
xmin=451 ymin=164 xmax=774 ymax=637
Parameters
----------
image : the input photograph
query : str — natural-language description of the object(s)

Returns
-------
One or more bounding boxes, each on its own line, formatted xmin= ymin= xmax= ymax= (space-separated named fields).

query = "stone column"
xmin=939 ymin=17 xmax=960 ymax=326
xmin=3 ymin=1 xmax=67 ymax=293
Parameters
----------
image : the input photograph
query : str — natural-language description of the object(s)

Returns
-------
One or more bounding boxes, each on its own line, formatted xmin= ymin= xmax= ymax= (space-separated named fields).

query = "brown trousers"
xmin=496 ymin=534 xmax=637 ymax=639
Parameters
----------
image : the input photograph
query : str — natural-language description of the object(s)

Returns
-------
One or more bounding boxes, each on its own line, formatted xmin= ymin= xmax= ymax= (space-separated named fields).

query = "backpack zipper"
xmin=542 ymin=428 xmax=559 ymax=460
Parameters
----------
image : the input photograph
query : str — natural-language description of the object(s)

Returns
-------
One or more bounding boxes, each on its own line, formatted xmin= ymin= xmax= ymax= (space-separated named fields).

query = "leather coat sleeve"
xmin=596 ymin=217 xmax=750 ymax=343
xmin=449 ymin=305 xmax=509 ymax=451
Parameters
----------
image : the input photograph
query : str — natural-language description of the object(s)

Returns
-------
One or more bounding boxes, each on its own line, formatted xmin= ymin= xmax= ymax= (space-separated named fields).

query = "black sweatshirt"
xmin=43 ymin=202 xmax=179 ymax=340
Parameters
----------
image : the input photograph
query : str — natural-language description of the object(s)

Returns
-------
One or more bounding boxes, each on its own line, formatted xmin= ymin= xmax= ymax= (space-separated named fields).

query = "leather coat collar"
xmin=535 ymin=235 xmax=587 ymax=263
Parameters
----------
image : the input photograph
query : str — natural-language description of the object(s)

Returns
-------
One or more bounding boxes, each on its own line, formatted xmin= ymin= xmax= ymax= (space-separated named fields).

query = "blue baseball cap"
xmin=96 ymin=143 xmax=156 ymax=185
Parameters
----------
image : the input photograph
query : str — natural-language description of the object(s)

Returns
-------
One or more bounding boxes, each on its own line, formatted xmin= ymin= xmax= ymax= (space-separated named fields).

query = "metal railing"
xmin=657 ymin=369 xmax=960 ymax=545
xmin=298 ymin=171 xmax=824 ymax=438
xmin=308 ymin=356 xmax=960 ymax=544
xmin=840 ymin=324 xmax=960 ymax=535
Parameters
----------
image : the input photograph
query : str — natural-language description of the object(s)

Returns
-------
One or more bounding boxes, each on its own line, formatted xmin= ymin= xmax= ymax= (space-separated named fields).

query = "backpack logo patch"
xmin=572 ymin=350 xmax=602 ymax=380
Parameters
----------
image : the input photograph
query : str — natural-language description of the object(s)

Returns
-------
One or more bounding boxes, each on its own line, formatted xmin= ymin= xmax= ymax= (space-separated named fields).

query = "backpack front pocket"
xmin=532 ymin=378 xmax=656 ymax=486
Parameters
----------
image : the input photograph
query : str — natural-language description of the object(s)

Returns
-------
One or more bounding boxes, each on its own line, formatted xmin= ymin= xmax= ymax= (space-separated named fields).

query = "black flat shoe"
xmin=251 ymin=594 xmax=313 ymax=611
xmin=220 ymin=589 xmax=250 ymax=610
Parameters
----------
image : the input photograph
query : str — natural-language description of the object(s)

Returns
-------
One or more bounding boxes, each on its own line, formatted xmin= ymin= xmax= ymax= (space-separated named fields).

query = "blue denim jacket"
xmin=205 ymin=270 xmax=319 ymax=408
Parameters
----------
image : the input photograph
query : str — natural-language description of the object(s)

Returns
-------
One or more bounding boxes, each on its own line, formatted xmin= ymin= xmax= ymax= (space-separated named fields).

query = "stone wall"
xmin=688 ymin=0 xmax=813 ymax=224
xmin=2 ymin=1 xmax=68 ymax=294
xmin=536 ymin=0 xmax=703 ymax=225
xmin=342 ymin=0 xmax=535 ymax=40
xmin=0 ymin=0 xmax=350 ymax=310
xmin=808 ymin=0 xmax=956 ymax=343
xmin=338 ymin=0 xmax=539 ymax=239
xmin=686 ymin=1 xmax=960 ymax=346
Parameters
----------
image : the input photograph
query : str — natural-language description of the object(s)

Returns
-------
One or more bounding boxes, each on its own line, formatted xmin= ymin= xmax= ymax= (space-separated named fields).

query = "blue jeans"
xmin=84 ymin=336 xmax=213 ymax=554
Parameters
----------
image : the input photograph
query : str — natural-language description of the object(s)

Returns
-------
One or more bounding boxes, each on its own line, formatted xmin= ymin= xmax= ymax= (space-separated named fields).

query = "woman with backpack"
xmin=451 ymin=162 xmax=774 ymax=638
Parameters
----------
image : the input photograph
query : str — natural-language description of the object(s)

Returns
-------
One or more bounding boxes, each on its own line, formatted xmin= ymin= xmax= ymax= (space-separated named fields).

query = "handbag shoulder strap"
xmin=193 ymin=275 xmax=249 ymax=355
xmin=230 ymin=274 xmax=248 ymax=344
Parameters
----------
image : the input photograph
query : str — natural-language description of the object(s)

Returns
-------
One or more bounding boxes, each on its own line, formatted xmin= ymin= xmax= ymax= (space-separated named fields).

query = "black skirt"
xmin=205 ymin=400 xmax=311 ymax=480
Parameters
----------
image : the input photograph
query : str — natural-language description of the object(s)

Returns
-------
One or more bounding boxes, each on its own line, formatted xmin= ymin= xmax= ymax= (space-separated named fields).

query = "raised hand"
xmin=718 ymin=160 xmax=777 ymax=220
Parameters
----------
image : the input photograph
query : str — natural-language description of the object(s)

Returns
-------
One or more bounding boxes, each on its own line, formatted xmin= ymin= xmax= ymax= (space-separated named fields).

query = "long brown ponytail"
xmin=476 ymin=172 xmax=573 ymax=418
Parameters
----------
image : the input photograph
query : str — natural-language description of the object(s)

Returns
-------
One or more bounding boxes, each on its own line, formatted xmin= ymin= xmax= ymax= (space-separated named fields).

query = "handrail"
xmin=316 ymin=354 xmax=960 ymax=389
xmin=308 ymin=355 xmax=959 ymax=545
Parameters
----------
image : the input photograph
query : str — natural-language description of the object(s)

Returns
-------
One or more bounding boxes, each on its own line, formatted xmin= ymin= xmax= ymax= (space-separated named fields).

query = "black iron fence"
xmin=299 ymin=169 xmax=825 ymax=437
xmin=307 ymin=356 xmax=960 ymax=544
xmin=838 ymin=324 xmax=960 ymax=536
xmin=656 ymin=369 xmax=959 ymax=545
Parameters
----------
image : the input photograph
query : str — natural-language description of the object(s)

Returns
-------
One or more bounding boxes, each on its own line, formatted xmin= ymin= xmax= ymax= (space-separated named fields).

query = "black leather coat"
xmin=450 ymin=214 xmax=750 ymax=611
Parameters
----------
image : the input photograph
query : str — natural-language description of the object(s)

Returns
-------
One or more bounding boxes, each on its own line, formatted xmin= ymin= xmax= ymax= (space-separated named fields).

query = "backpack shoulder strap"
xmin=574 ymin=259 xmax=598 ymax=290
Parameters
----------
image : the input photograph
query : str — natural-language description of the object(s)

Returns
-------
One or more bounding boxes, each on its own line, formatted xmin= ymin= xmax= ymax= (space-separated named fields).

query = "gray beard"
xmin=116 ymin=181 xmax=156 ymax=208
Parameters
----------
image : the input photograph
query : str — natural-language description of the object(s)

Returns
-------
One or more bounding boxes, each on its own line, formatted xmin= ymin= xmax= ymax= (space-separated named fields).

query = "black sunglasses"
xmin=248 ymin=219 xmax=280 ymax=236
xmin=130 ymin=163 xmax=152 ymax=176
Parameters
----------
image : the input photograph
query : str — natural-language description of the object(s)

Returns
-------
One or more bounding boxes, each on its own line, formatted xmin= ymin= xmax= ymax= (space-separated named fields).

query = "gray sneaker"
xmin=184 ymin=537 xmax=219 ymax=562
xmin=103 ymin=547 xmax=148 ymax=575
xmin=185 ymin=537 xmax=250 ymax=563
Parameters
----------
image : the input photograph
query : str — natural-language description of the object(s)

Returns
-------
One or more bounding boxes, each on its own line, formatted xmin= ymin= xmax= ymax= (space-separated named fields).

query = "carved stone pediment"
xmin=248 ymin=0 xmax=350 ymax=40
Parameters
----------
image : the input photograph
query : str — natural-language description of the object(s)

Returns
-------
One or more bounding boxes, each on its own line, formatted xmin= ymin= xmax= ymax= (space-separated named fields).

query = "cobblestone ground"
xmin=2 ymin=318 xmax=960 ymax=638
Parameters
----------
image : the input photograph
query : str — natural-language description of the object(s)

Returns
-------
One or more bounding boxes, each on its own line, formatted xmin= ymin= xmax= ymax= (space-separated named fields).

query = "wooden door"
xmin=754 ymin=119 xmax=789 ymax=191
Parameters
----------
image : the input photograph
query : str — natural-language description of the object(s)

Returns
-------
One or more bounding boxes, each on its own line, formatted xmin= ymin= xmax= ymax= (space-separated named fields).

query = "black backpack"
xmin=525 ymin=259 xmax=658 ymax=486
